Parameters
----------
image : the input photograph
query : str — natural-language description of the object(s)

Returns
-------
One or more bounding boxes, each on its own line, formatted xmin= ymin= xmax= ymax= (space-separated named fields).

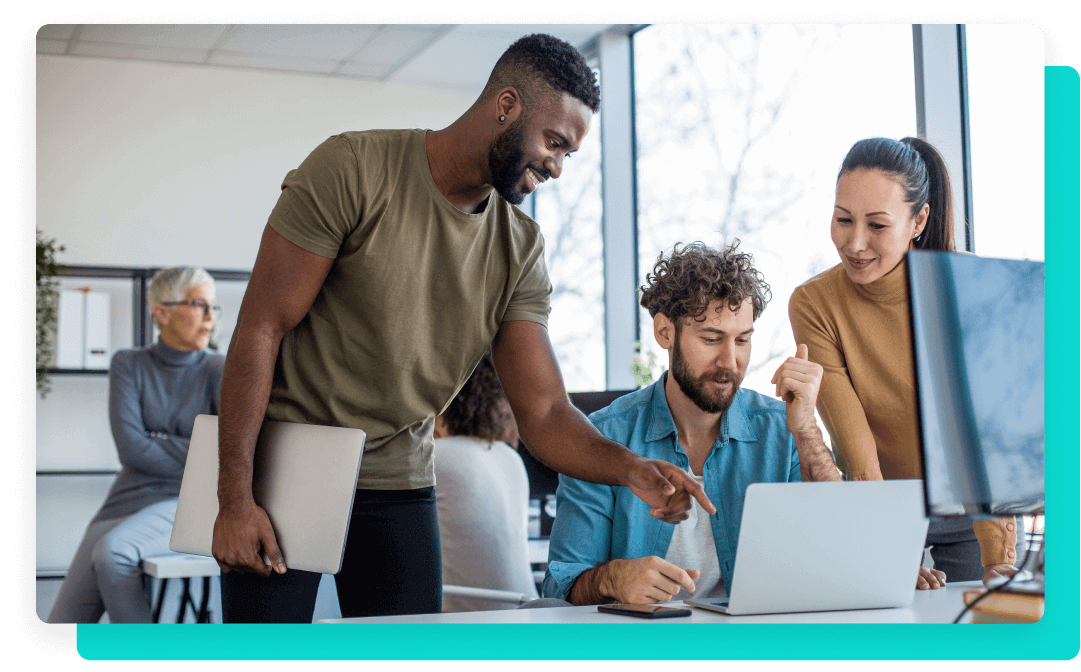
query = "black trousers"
xmin=221 ymin=487 xmax=442 ymax=623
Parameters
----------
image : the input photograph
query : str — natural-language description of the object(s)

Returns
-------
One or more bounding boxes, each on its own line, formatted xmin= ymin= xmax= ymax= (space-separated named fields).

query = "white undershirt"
xmin=663 ymin=473 xmax=727 ymax=600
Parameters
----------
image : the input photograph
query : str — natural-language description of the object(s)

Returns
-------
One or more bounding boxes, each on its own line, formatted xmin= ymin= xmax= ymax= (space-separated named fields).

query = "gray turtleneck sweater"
xmin=92 ymin=341 xmax=225 ymax=525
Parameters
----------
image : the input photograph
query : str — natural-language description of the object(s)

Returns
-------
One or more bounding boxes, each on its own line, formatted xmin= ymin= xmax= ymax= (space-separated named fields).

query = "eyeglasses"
xmin=161 ymin=299 xmax=223 ymax=319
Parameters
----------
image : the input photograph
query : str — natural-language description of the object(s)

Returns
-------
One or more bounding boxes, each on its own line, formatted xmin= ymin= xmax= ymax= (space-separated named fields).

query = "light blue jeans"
xmin=47 ymin=498 xmax=176 ymax=623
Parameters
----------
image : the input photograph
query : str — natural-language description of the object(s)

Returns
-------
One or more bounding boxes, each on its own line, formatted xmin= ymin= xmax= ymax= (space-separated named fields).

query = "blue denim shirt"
xmin=543 ymin=374 xmax=802 ymax=601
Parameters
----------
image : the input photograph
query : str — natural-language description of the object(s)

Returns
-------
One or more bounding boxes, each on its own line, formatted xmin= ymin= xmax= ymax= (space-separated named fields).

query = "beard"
xmin=487 ymin=117 xmax=545 ymax=205
xmin=671 ymin=332 xmax=743 ymax=414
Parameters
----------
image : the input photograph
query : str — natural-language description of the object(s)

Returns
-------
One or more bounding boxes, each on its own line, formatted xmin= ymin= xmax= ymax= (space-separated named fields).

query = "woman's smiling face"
xmin=831 ymin=168 xmax=929 ymax=284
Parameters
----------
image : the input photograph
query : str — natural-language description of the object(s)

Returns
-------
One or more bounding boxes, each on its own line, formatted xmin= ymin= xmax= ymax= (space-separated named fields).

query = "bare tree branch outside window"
xmin=635 ymin=25 xmax=837 ymax=380
xmin=533 ymin=25 xmax=916 ymax=396
xmin=534 ymin=98 xmax=605 ymax=392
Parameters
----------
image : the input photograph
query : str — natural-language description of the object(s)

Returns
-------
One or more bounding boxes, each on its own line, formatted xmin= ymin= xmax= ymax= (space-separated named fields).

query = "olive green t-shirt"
xmin=265 ymin=129 xmax=552 ymax=489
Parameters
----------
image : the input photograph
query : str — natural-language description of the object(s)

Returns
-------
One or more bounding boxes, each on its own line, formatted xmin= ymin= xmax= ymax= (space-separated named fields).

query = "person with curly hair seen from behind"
xmin=433 ymin=350 xmax=539 ymax=612
xmin=789 ymin=137 xmax=1026 ymax=590
xmin=543 ymin=241 xmax=841 ymax=606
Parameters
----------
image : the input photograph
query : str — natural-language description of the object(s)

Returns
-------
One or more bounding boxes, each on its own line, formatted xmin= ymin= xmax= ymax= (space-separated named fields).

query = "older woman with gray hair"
xmin=48 ymin=267 xmax=226 ymax=623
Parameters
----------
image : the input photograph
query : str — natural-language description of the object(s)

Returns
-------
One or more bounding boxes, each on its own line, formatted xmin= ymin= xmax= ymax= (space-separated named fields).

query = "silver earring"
xmin=499 ymin=115 xmax=506 ymax=122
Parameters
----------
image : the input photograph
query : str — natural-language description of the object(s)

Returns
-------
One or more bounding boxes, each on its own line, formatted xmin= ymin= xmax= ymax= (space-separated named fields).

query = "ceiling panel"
xmin=219 ymin=25 xmax=380 ymax=61
xmin=70 ymin=41 xmax=210 ymax=65
xmin=353 ymin=26 xmax=446 ymax=66
xmin=208 ymin=52 xmax=342 ymax=75
xmin=37 ymin=25 xmax=77 ymax=40
xmin=35 ymin=24 xmax=616 ymax=90
xmin=78 ymin=24 xmax=230 ymax=50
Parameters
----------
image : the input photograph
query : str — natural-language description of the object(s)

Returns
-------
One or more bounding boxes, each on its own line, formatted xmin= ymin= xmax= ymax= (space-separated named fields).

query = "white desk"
xmin=320 ymin=580 xmax=981 ymax=624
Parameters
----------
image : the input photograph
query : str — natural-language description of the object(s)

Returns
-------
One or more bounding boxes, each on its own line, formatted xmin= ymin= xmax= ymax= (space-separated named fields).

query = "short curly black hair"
xmin=480 ymin=33 xmax=601 ymax=112
xmin=640 ymin=241 xmax=772 ymax=326
xmin=442 ymin=351 xmax=514 ymax=442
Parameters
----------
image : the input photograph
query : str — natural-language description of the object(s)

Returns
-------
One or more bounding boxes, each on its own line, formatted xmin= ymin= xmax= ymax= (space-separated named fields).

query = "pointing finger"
xmin=679 ymin=474 xmax=716 ymax=514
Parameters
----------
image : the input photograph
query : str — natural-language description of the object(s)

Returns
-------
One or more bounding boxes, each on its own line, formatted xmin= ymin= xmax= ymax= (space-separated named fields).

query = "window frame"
xmin=561 ymin=24 xmax=975 ymax=391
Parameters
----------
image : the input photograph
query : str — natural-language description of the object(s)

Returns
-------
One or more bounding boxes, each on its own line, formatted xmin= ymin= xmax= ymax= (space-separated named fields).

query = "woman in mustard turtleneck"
xmin=789 ymin=137 xmax=1024 ymax=589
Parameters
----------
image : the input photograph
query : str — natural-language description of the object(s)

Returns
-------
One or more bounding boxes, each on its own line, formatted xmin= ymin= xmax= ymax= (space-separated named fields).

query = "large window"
xmin=964 ymin=25 xmax=1045 ymax=262
xmin=633 ymin=24 xmax=917 ymax=395
xmin=533 ymin=82 xmax=606 ymax=392
xmin=524 ymin=25 xmax=1018 ymax=394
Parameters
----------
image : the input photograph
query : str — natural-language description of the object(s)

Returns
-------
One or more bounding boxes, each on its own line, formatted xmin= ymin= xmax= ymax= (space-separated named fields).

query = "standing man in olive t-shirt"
xmin=211 ymin=33 xmax=715 ymax=623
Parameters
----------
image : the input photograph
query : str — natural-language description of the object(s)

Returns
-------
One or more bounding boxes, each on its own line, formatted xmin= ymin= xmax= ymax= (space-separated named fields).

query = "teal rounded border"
xmin=76 ymin=66 xmax=1081 ymax=661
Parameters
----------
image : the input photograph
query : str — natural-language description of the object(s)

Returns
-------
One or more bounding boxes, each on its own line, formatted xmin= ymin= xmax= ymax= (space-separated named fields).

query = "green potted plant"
xmin=631 ymin=341 xmax=661 ymax=389
xmin=36 ymin=229 xmax=64 ymax=397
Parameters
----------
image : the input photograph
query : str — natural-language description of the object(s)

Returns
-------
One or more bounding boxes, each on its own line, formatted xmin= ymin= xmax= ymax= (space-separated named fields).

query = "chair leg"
xmin=197 ymin=576 xmax=212 ymax=623
xmin=151 ymin=578 xmax=168 ymax=624
xmin=176 ymin=577 xmax=196 ymax=623
xmin=146 ymin=568 xmax=218 ymax=623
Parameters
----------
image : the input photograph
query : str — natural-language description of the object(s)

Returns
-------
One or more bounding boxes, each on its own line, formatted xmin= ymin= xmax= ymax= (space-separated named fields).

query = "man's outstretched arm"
xmin=491 ymin=320 xmax=715 ymax=522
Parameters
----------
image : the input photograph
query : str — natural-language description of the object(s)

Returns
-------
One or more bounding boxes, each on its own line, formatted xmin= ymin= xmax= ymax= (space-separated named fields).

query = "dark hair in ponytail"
xmin=838 ymin=137 xmax=956 ymax=252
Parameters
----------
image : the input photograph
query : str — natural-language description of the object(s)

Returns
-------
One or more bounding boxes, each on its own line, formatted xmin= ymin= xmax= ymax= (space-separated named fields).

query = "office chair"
xmin=442 ymin=584 xmax=533 ymax=607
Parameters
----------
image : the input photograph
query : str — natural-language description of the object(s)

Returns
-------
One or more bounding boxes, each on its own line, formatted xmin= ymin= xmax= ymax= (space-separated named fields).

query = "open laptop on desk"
xmin=686 ymin=480 xmax=928 ymax=616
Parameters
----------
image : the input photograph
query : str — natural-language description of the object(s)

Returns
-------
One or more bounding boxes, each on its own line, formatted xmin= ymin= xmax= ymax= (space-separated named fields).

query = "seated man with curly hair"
xmin=543 ymin=241 xmax=842 ymax=606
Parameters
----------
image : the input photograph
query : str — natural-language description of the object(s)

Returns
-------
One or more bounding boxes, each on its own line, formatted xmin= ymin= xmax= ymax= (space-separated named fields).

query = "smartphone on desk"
xmin=597 ymin=604 xmax=692 ymax=619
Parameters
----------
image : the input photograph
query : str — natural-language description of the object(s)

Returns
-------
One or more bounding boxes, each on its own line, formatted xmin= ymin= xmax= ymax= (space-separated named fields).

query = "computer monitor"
xmin=907 ymin=250 xmax=1044 ymax=518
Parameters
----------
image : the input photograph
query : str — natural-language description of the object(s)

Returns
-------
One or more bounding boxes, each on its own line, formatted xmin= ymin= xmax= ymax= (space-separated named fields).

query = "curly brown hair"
xmin=442 ymin=351 xmax=514 ymax=442
xmin=639 ymin=241 xmax=771 ymax=326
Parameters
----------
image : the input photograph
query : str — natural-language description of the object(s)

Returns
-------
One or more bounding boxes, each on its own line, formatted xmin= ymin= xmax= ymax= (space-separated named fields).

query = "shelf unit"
xmin=46 ymin=265 xmax=252 ymax=374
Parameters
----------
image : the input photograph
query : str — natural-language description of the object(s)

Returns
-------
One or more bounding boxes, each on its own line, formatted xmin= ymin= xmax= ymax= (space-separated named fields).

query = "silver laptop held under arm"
xmin=170 ymin=414 xmax=365 ymax=575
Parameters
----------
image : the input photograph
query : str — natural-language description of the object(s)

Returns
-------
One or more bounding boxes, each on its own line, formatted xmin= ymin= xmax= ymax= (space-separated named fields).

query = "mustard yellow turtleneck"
xmin=789 ymin=261 xmax=1016 ymax=566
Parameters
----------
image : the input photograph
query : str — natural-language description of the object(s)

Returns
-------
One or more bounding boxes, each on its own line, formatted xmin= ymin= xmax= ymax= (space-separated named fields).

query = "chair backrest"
xmin=517 ymin=389 xmax=637 ymax=535
xmin=442 ymin=584 xmax=531 ymax=607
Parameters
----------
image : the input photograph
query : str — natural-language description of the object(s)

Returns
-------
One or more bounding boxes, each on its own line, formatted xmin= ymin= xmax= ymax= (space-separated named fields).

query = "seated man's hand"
xmin=626 ymin=458 xmax=715 ymax=524
xmin=601 ymin=556 xmax=700 ymax=604
xmin=916 ymin=566 xmax=946 ymax=590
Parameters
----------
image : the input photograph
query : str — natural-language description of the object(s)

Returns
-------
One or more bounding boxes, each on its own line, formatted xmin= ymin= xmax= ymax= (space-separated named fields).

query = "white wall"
xmin=37 ymin=55 xmax=478 ymax=270
xmin=36 ymin=52 xmax=479 ymax=466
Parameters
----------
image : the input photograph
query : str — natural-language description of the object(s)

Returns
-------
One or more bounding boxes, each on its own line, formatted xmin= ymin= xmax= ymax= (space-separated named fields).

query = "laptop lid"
xmin=716 ymin=480 xmax=928 ymax=615
xmin=170 ymin=414 xmax=365 ymax=575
